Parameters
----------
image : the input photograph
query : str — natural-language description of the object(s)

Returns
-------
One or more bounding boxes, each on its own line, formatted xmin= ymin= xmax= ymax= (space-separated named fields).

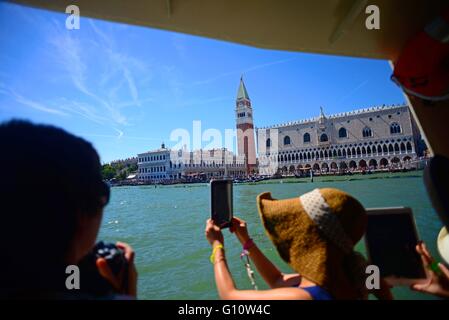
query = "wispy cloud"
xmin=14 ymin=94 xmax=68 ymax=116
xmin=0 ymin=84 xmax=68 ymax=116
xmin=190 ymin=57 xmax=297 ymax=87
xmin=57 ymin=99 xmax=110 ymax=125
xmin=113 ymin=127 xmax=124 ymax=139
xmin=108 ymin=51 xmax=142 ymax=108
xmin=88 ymin=19 xmax=146 ymax=108
xmin=172 ymin=34 xmax=188 ymax=61
xmin=173 ymin=96 xmax=231 ymax=108
xmin=48 ymin=25 xmax=129 ymax=125
xmin=81 ymin=132 xmax=161 ymax=141
xmin=41 ymin=18 xmax=154 ymax=139
xmin=336 ymin=79 xmax=369 ymax=104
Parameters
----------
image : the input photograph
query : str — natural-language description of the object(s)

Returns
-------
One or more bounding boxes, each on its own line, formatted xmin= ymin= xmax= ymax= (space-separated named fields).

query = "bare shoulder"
xmin=270 ymin=273 xmax=302 ymax=288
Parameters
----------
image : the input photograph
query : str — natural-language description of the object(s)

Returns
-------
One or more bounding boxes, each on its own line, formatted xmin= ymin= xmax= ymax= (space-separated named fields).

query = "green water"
xmin=99 ymin=171 xmax=443 ymax=300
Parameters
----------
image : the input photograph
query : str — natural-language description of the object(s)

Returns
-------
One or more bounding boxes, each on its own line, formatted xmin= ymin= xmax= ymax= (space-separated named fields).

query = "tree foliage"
xmin=101 ymin=164 xmax=116 ymax=180
xmin=101 ymin=159 xmax=138 ymax=181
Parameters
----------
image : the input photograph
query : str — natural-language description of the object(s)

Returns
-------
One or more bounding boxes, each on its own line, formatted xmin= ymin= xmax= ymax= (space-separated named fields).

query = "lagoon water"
xmin=100 ymin=172 xmax=443 ymax=300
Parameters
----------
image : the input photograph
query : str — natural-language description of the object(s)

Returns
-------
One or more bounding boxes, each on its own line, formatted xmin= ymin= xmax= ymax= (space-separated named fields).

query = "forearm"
xmin=212 ymin=246 xmax=237 ymax=299
xmin=212 ymin=251 xmax=308 ymax=301
xmin=242 ymin=240 xmax=283 ymax=288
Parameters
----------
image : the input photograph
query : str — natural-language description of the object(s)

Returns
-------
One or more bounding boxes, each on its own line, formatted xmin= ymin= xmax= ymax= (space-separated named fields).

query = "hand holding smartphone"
xmin=210 ymin=179 xmax=233 ymax=229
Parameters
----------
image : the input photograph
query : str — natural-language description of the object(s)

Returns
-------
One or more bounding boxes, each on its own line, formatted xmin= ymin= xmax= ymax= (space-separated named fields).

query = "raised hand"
xmin=411 ymin=242 xmax=449 ymax=298
xmin=205 ymin=219 xmax=224 ymax=246
xmin=96 ymin=241 xmax=138 ymax=297
xmin=229 ymin=216 xmax=250 ymax=244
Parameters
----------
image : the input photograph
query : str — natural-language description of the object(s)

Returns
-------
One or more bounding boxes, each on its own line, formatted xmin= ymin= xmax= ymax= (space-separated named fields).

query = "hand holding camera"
xmin=78 ymin=241 xmax=137 ymax=298
xmin=96 ymin=241 xmax=138 ymax=297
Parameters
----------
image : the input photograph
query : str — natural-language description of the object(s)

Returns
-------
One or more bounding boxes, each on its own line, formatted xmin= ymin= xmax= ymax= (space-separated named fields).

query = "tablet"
xmin=365 ymin=207 xmax=427 ymax=286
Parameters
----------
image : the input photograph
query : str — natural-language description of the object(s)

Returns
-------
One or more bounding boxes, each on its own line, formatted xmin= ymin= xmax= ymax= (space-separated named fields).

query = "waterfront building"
xmin=138 ymin=78 xmax=426 ymax=181
xmin=256 ymin=103 xmax=426 ymax=176
xmin=137 ymin=144 xmax=246 ymax=183
xmin=137 ymin=144 xmax=171 ymax=182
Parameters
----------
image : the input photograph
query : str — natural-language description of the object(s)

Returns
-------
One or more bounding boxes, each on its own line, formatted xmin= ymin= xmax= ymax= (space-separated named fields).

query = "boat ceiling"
xmin=10 ymin=0 xmax=447 ymax=61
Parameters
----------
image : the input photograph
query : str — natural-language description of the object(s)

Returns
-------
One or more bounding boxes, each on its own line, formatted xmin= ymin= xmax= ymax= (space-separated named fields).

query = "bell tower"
xmin=235 ymin=77 xmax=256 ymax=175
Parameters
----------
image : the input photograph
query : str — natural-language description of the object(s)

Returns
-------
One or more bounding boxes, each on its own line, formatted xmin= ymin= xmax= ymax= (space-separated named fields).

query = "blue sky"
xmin=0 ymin=2 xmax=405 ymax=163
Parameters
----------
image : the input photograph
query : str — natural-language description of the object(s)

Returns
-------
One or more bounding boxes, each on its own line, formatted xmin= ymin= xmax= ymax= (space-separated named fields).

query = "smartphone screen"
xmin=365 ymin=207 xmax=426 ymax=286
xmin=210 ymin=179 xmax=233 ymax=228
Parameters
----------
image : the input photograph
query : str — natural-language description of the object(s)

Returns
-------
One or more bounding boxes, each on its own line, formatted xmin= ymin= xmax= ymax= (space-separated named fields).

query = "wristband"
xmin=243 ymin=238 xmax=255 ymax=251
xmin=210 ymin=244 xmax=224 ymax=264
xmin=428 ymin=261 xmax=442 ymax=275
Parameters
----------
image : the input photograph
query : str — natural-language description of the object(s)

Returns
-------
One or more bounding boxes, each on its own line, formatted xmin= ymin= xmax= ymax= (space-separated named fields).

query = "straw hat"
xmin=437 ymin=226 xmax=449 ymax=265
xmin=257 ymin=188 xmax=368 ymax=299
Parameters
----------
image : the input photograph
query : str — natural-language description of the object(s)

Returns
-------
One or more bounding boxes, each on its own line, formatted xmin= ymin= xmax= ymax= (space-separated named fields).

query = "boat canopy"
xmin=9 ymin=0 xmax=446 ymax=61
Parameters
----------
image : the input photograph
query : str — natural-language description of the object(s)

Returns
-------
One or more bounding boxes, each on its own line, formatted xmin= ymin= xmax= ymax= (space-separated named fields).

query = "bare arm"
xmin=230 ymin=217 xmax=300 ymax=288
xmin=244 ymin=242 xmax=300 ymax=288
xmin=212 ymin=242 xmax=309 ymax=300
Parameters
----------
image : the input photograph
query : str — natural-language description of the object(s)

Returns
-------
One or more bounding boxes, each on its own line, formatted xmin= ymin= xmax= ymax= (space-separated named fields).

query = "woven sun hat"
xmin=257 ymin=188 xmax=368 ymax=299
xmin=437 ymin=226 xmax=449 ymax=265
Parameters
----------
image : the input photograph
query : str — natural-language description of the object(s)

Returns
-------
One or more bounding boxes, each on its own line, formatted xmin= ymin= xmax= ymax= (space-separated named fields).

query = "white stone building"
xmin=137 ymin=144 xmax=171 ymax=182
xmin=256 ymin=104 xmax=425 ymax=176
xmin=137 ymin=145 xmax=246 ymax=183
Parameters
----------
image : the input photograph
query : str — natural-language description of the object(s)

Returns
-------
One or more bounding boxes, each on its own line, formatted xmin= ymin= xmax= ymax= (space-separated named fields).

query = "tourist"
xmin=0 ymin=120 xmax=137 ymax=299
xmin=410 ymin=241 xmax=449 ymax=298
xmin=205 ymin=188 xmax=392 ymax=300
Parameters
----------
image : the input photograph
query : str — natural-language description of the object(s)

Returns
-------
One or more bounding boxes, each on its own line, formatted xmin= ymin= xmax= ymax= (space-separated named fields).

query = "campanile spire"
xmin=235 ymin=77 xmax=256 ymax=175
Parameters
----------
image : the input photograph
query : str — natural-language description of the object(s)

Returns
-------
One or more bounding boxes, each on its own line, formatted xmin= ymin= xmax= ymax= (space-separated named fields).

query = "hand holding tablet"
xmin=365 ymin=207 xmax=427 ymax=286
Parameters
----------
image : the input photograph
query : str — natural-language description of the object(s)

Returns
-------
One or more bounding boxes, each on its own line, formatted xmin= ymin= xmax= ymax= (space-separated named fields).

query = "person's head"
xmin=257 ymin=188 xmax=368 ymax=299
xmin=0 ymin=120 xmax=109 ymax=293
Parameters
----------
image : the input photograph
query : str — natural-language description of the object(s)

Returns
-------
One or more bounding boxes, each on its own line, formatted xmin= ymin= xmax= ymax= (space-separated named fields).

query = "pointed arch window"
xmin=338 ymin=127 xmax=347 ymax=138
xmin=283 ymin=136 xmax=291 ymax=145
xmin=303 ymin=133 xmax=311 ymax=143
xmin=390 ymin=122 xmax=401 ymax=134
xmin=320 ymin=133 xmax=328 ymax=142
xmin=362 ymin=127 xmax=372 ymax=138
xmin=266 ymin=138 xmax=271 ymax=148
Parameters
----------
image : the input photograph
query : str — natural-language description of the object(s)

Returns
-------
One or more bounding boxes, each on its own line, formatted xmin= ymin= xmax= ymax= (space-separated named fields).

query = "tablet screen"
xmin=365 ymin=208 xmax=426 ymax=283
xmin=210 ymin=180 xmax=233 ymax=228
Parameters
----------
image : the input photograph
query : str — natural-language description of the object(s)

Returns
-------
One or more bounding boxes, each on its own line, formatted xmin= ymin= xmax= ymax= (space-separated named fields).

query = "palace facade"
xmin=137 ymin=78 xmax=426 ymax=182
xmin=256 ymin=104 xmax=425 ymax=176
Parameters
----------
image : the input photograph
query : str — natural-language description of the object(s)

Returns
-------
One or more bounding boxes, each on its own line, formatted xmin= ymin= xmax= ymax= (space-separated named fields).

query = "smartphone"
xmin=210 ymin=179 xmax=233 ymax=228
xmin=365 ymin=207 xmax=427 ymax=286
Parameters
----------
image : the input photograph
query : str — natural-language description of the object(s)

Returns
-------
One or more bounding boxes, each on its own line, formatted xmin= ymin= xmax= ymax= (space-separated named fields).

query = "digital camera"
xmin=77 ymin=241 xmax=128 ymax=296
